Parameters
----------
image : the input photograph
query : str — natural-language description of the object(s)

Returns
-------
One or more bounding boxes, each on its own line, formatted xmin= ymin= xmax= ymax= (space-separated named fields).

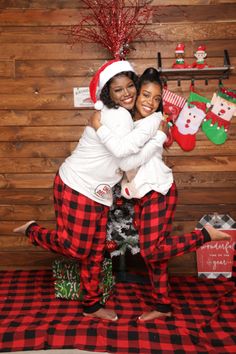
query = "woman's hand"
xmin=88 ymin=111 xmax=102 ymax=131
xmin=159 ymin=119 xmax=169 ymax=136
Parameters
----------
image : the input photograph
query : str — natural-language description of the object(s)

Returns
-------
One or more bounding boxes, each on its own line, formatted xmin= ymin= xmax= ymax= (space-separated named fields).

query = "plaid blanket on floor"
xmin=0 ymin=266 xmax=235 ymax=353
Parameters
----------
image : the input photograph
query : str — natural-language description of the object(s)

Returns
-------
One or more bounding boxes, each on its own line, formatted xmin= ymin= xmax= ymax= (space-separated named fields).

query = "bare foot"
xmin=83 ymin=308 xmax=118 ymax=321
xmin=13 ymin=221 xmax=36 ymax=235
xmin=204 ymin=224 xmax=231 ymax=242
xmin=138 ymin=311 xmax=171 ymax=322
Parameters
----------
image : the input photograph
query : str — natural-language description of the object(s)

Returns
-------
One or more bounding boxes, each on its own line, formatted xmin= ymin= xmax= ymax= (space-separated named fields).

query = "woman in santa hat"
xmin=13 ymin=59 xmax=163 ymax=321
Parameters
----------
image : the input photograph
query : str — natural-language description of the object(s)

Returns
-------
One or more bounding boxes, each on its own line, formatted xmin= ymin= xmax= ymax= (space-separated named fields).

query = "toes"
xmin=83 ymin=309 xmax=118 ymax=321
xmin=138 ymin=311 xmax=171 ymax=321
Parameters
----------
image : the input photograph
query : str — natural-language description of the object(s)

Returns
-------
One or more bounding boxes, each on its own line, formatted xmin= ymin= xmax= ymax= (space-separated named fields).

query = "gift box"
xmin=52 ymin=258 xmax=80 ymax=281
xmin=54 ymin=279 xmax=82 ymax=300
xmin=52 ymin=258 xmax=115 ymax=303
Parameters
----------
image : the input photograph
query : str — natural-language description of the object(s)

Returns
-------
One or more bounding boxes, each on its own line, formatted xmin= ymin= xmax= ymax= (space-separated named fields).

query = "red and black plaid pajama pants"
xmin=27 ymin=172 xmax=109 ymax=313
xmin=133 ymin=182 xmax=209 ymax=313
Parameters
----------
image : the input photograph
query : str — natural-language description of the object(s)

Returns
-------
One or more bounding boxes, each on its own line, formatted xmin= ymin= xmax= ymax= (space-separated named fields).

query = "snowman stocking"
xmin=172 ymin=90 xmax=210 ymax=151
xmin=202 ymin=86 xmax=236 ymax=144
xmin=163 ymin=88 xmax=186 ymax=147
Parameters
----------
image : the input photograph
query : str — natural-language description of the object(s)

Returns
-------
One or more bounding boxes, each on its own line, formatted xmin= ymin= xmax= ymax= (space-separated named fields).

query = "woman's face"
xmin=135 ymin=82 xmax=162 ymax=119
xmin=109 ymin=74 xmax=137 ymax=111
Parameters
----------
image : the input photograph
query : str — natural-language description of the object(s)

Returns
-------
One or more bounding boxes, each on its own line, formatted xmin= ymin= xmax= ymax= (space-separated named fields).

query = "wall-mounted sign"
xmin=73 ymin=87 xmax=94 ymax=108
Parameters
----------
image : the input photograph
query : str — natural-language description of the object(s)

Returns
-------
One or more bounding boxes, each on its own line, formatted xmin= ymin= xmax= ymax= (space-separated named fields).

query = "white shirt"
xmin=59 ymin=106 xmax=161 ymax=206
xmin=120 ymin=119 xmax=173 ymax=199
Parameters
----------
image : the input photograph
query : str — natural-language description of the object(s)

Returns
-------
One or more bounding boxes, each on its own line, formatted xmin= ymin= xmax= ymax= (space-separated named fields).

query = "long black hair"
xmin=100 ymin=71 xmax=139 ymax=109
xmin=138 ymin=67 xmax=163 ymax=113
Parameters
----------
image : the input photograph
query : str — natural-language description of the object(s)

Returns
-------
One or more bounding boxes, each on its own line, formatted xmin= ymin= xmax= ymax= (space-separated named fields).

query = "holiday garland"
xmin=66 ymin=0 xmax=154 ymax=59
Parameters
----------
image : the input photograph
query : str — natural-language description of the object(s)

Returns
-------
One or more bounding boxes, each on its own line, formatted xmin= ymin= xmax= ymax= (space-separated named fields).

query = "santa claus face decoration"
xmin=211 ymin=94 xmax=236 ymax=122
xmin=175 ymin=103 xmax=206 ymax=135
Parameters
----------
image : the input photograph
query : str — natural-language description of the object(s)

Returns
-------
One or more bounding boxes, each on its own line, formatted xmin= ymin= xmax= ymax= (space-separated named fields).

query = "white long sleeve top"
xmin=120 ymin=120 xmax=174 ymax=199
xmin=59 ymin=106 xmax=160 ymax=206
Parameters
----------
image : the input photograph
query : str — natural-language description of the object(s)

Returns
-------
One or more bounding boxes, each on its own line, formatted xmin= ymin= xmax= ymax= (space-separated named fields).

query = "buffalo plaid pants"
xmin=27 ymin=172 xmax=109 ymax=313
xmin=134 ymin=183 xmax=209 ymax=312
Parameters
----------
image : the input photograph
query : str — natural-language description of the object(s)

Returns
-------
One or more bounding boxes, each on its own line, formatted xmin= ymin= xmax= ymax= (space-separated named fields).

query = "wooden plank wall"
xmin=0 ymin=0 xmax=235 ymax=273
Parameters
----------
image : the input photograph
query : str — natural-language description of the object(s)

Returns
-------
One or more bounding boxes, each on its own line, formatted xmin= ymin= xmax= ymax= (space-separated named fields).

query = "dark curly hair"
xmin=137 ymin=67 xmax=163 ymax=113
xmin=100 ymin=71 xmax=139 ymax=111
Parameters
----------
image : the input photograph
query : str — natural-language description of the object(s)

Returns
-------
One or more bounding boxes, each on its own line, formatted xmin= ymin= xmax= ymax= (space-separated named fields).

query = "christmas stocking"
xmin=202 ymin=86 xmax=236 ymax=145
xmin=163 ymin=88 xmax=186 ymax=147
xmin=172 ymin=90 xmax=210 ymax=151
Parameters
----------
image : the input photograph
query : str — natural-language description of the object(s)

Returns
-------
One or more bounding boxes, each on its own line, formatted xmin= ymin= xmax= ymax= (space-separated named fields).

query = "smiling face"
xmin=109 ymin=74 xmax=137 ymax=111
xmin=195 ymin=51 xmax=206 ymax=60
xmin=135 ymin=82 xmax=162 ymax=119
xmin=211 ymin=95 xmax=236 ymax=121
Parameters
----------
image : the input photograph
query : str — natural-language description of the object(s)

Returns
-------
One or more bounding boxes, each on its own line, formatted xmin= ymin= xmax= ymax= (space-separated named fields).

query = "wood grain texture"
xmin=1 ymin=1 xmax=236 ymax=9
xmin=0 ymin=1 xmax=235 ymax=272
xmin=1 ymin=188 xmax=235 ymax=205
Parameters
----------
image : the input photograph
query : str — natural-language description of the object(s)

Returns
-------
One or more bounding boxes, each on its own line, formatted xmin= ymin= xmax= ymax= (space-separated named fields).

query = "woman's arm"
xmin=88 ymin=111 xmax=102 ymax=131
xmin=119 ymin=129 xmax=167 ymax=171
xmin=91 ymin=108 xmax=163 ymax=158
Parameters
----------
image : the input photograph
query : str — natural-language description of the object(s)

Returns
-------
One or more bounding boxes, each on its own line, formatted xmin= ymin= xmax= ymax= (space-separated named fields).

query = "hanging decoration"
xmin=162 ymin=88 xmax=187 ymax=147
xmin=202 ymin=86 xmax=236 ymax=145
xmin=172 ymin=89 xmax=211 ymax=151
xmin=66 ymin=0 xmax=154 ymax=59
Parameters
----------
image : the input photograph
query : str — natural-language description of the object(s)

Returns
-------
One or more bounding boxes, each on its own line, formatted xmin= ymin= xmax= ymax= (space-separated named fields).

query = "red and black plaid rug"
xmin=0 ymin=267 xmax=235 ymax=353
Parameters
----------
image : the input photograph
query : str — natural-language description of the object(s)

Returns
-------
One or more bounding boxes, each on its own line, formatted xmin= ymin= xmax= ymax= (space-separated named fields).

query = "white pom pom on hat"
xmin=94 ymin=100 xmax=104 ymax=111
xmin=89 ymin=59 xmax=135 ymax=110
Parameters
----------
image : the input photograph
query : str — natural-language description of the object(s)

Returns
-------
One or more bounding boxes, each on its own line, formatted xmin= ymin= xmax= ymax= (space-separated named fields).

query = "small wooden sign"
xmin=196 ymin=229 xmax=236 ymax=278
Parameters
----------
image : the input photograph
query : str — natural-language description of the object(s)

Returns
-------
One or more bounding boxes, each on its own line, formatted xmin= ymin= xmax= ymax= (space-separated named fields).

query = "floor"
xmin=11 ymin=351 xmax=108 ymax=354
xmin=1 ymin=269 xmax=235 ymax=353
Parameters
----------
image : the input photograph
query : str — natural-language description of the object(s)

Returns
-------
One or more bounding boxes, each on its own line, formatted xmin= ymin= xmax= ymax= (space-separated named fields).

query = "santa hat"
xmin=218 ymin=86 xmax=236 ymax=104
xmin=89 ymin=59 xmax=135 ymax=110
xmin=190 ymin=101 xmax=208 ymax=112
xmin=195 ymin=45 xmax=206 ymax=54
xmin=175 ymin=43 xmax=185 ymax=53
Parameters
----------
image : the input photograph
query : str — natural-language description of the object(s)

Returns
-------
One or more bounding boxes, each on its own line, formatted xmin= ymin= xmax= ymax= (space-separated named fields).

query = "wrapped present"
xmin=52 ymin=257 xmax=114 ymax=304
xmin=52 ymin=258 xmax=80 ymax=281
xmin=54 ymin=279 xmax=82 ymax=300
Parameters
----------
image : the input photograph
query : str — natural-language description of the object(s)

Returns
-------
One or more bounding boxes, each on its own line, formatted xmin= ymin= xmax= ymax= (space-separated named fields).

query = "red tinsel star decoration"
xmin=67 ymin=0 xmax=154 ymax=59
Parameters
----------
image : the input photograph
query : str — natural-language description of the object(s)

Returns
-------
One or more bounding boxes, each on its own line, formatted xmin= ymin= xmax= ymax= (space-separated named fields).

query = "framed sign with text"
xmin=73 ymin=87 xmax=94 ymax=108
xmin=196 ymin=230 xmax=236 ymax=278
xmin=196 ymin=214 xmax=236 ymax=278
